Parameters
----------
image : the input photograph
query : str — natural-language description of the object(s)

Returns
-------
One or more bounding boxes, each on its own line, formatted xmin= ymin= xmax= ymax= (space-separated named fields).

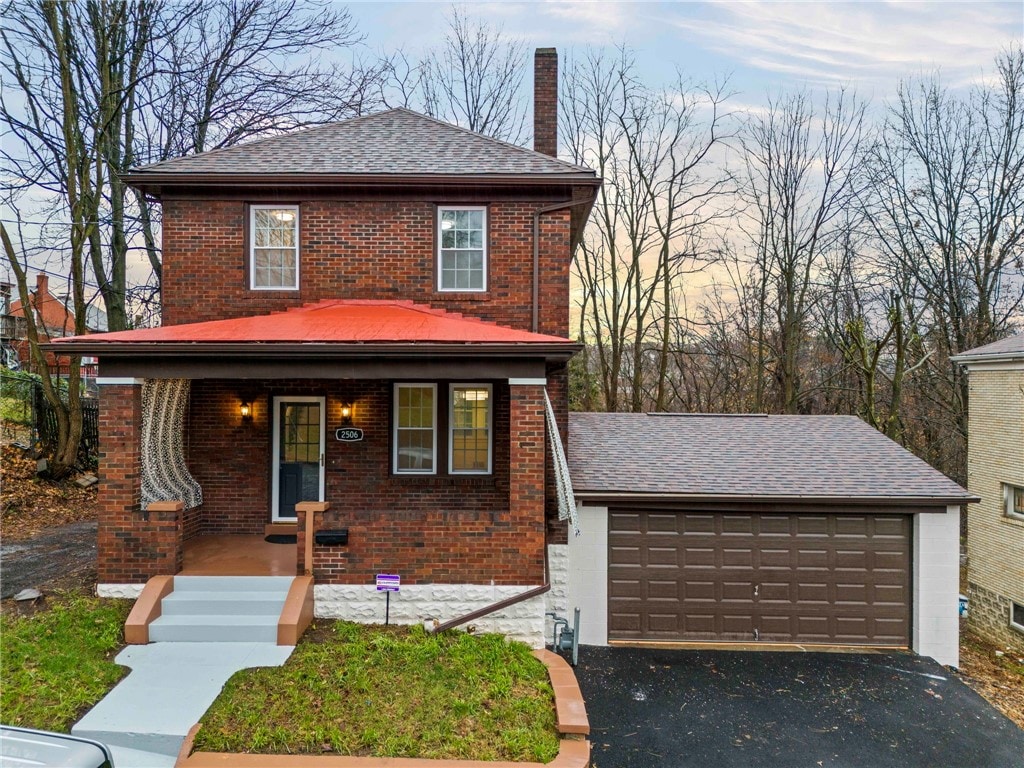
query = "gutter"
xmin=570 ymin=491 xmax=981 ymax=505
xmin=532 ymin=196 xmax=597 ymax=332
xmin=42 ymin=340 xmax=583 ymax=359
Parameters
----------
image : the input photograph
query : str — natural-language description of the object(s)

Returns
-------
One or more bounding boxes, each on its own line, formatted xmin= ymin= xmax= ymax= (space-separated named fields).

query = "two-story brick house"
xmin=53 ymin=49 xmax=974 ymax=666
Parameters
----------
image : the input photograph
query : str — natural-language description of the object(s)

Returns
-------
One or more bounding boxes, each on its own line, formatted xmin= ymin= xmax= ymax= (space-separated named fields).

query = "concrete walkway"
xmin=73 ymin=642 xmax=293 ymax=764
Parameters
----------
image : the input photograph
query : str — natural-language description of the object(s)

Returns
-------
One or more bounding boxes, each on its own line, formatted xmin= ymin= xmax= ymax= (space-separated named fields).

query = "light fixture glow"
xmin=340 ymin=403 xmax=353 ymax=425
xmin=240 ymin=400 xmax=253 ymax=421
xmin=440 ymin=219 xmax=454 ymax=230
xmin=274 ymin=210 xmax=295 ymax=222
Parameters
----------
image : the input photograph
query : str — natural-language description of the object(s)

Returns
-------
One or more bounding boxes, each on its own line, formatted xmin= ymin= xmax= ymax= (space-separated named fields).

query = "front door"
xmin=272 ymin=396 xmax=325 ymax=521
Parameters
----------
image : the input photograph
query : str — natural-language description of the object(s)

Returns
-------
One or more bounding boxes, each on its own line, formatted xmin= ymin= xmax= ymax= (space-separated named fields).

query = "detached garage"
xmin=564 ymin=414 xmax=976 ymax=668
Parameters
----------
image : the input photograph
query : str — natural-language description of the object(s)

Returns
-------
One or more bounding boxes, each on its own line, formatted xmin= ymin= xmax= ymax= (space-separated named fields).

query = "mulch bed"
xmin=0 ymin=444 xmax=97 ymax=540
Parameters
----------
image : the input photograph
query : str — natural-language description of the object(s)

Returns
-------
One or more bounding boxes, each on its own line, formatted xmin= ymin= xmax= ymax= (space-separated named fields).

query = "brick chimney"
xmin=35 ymin=273 xmax=49 ymax=298
xmin=533 ymin=48 xmax=558 ymax=158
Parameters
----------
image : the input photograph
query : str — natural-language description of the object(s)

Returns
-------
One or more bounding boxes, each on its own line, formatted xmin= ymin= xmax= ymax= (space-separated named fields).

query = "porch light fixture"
xmin=240 ymin=400 xmax=253 ymax=422
xmin=340 ymin=402 xmax=353 ymax=425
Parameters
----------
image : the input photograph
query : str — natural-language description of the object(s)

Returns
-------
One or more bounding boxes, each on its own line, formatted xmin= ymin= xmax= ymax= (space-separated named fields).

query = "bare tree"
xmin=860 ymin=47 xmax=1024 ymax=477
xmin=562 ymin=48 xmax=733 ymax=411
xmin=384 ymin=6 xmax=528 ymax=143
xmin=736 ymin=89 xmax=867 ymax=413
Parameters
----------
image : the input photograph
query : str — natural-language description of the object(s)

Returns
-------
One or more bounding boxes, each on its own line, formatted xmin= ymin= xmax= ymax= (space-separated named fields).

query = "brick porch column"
xmin=508 ymin=378 xmax=547 ymax=584
xmin=97 ymin=378 xmax=183 ymax=583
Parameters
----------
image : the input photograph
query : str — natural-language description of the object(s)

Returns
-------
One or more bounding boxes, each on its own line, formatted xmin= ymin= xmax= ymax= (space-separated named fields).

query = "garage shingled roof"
xmin=568 ymin=412 xmax=976 ymax=503
xmin=127 ymin=108 xmax=596 ymax=178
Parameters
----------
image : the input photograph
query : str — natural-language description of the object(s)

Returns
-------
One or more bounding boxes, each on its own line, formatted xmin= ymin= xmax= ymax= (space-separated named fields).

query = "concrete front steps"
xmin=150 ymin=576 xmax=293 ymax=643
xmin=126 ymin=574 xmax=314 ymax=646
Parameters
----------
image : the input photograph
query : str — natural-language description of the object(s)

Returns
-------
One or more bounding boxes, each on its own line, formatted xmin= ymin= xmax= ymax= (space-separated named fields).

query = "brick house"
xmin=52 ymin=49 xmax=973 ymax=665
xmin=953 ymin=336 xmax=1024 ymax=652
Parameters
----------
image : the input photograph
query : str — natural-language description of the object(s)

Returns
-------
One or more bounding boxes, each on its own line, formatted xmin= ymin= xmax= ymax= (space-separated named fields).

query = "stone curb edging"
xmin=175 ymin=648 xmax=590 ymax=768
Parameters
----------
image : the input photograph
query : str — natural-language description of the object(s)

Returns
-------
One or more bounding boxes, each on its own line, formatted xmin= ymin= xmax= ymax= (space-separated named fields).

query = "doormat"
xmin=264 ymin=534 xmax=297 ymax=544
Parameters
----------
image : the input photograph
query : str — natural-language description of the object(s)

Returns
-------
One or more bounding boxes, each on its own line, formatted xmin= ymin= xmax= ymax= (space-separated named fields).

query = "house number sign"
xmin=335 ymin=427 xmax=364 ymax=442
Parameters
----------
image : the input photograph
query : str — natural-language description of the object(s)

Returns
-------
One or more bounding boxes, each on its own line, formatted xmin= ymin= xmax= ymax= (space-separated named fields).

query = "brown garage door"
xmin=608 ymin=511 xmax=910 ymax=646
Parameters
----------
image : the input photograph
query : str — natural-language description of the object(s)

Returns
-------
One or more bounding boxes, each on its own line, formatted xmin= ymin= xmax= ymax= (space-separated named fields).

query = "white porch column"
xmin=913 ymin=505 xmax=961 ymax=667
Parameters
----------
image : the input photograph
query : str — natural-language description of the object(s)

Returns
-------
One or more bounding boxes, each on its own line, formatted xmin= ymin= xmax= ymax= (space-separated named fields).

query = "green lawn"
xmin=193 ymin=621 xmax=560 ymax=762
xmin=0 ymin=593 xmax=132 ymax=732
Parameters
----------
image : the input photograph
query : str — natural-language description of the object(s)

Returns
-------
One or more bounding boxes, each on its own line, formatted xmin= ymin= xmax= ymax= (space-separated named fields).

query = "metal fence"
xmin=0 ymin=370 xmax=99 ymax=466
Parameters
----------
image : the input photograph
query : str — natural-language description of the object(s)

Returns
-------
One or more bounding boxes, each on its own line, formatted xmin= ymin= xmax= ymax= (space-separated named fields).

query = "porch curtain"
xmin=141 ymin=378 xmax=203 ymax=510
xmin=543 ymin=388 xmax=580 ymax=536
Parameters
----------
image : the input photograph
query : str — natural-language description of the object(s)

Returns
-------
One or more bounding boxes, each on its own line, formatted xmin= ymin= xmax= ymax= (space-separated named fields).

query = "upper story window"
xmin=250 ymin=205 xmax=299 ymax=290
xmin=1006 ymin=484 xmax=1024 ymax=521
xmin=438 ymin=206 xmax=486 ymax=292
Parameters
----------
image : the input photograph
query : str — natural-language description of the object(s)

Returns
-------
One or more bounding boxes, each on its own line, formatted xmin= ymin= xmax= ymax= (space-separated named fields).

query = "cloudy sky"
xmin=351 ymin=1 xmax=1022 ymax=98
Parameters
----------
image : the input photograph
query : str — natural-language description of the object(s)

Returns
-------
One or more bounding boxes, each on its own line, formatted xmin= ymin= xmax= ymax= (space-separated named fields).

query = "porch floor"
xmin=182 ymin=535 xmax=297 ymax=576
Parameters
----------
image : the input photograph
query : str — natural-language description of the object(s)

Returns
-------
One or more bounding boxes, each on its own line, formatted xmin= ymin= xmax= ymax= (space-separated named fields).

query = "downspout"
xmin=429 ymin=545 xmax=552 ymax=634
xmin=532 ymin=198 xmax=594 ymax=333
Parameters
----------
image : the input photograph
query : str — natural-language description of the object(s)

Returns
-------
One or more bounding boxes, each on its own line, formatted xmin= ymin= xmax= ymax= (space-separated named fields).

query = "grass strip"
xmin=194 ymin=621 xmax=560 ymax=762
xmin=0 ymin=593 xmax=132 ymax=732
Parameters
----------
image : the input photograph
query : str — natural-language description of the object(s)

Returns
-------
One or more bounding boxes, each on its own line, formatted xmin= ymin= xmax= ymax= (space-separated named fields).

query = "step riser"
xmin=149 ymin=624 xmax=278 ymax=643
xmin=170 ymin=576 xmax=294 ymax=592
xmin=160 ymin=599 xmax=284 ymax=616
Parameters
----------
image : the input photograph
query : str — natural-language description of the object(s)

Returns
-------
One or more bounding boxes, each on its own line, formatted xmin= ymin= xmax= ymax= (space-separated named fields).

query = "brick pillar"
xmin=534 ymin=48 xmax=558 ymax=158
xmin=509 ymin=382 xmax=546 ymax=583
xmin=97 ymin=382 xmax=183 ymax=582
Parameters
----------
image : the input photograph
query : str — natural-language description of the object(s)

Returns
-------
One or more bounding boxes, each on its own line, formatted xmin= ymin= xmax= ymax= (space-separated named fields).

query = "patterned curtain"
xmin=141 ymin=379 xmax=203 ymax=510
xmin=544 ymin=388 xmax=579 ymax=536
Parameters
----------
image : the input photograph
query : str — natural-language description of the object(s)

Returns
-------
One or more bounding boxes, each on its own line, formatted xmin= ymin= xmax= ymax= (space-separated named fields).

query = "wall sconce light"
xmin=340 ymin=402 xmax=353 ymax=425
xmin=240 ymin=400 xmax=253 ymax=422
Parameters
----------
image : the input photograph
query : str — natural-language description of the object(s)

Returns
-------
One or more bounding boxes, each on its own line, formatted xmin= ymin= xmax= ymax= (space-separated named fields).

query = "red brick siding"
xmin=160 ymin=199 xmax=571 ymax=337
xmin=533 ymin=49 xmax=559 ymax=158
xmin=188 ymin=378 xmax=546 ymax=584
xmin=97 ymin=384 xmax=182 ymax=582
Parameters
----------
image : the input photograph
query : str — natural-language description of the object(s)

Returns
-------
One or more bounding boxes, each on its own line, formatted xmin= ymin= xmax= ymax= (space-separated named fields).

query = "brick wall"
xmin=965 ymin=367 xmax=1024 ymax=652
xmin=533 ymin=49 xmax=558 ymax=157
xmin=189 ymin=378 xmax=547 ymax=585
xmin=161 ymin=199 xmax=571 ymax=338
xmin=97 ymin=384 xmax=183 ymax=582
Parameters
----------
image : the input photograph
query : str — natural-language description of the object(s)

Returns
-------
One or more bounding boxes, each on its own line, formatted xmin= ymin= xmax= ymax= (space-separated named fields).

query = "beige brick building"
xmin=954 ymin=335 xmax=1024 ymax=652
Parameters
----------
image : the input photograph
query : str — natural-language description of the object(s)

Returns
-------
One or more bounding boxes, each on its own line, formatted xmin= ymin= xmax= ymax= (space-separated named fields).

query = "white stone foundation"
xmin=314 ymin=583 xmax=547 ymax=648
xmin=543 ymin=543 xmax=569 ymax=649
xmin=97 ymin=583 xmax=145 ymax=599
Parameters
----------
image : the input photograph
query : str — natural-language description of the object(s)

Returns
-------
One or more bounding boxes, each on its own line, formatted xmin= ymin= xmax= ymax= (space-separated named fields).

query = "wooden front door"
xmin=272 ymin=396 xmax=325 ymax=521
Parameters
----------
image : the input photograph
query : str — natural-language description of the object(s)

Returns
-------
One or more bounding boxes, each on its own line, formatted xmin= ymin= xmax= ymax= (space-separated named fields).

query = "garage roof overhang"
xmin=572 ymin=490 xmax=977 ymax=512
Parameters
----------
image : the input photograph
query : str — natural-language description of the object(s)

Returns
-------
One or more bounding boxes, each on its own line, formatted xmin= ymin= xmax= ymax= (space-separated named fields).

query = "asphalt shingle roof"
xmin=953 ymin=334 xmax=1024 ymax=361
xmin=131 ymin=108 xmax=595 ymax=178
xmin=568 ymin=413 xmax=974 ymax=502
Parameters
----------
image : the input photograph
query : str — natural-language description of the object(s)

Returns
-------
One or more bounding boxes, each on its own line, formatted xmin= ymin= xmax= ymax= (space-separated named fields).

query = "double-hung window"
xmin=250 ymin=205 xmax=299 ymax=290
xmin=438 ymin=206 xmax=486 ymax=291
xmin=392 ymin=383 xmax=492 ymax=475
xmin=394 ymin=384 xmax=436 ymax=474
xmin=450 ymin=385 xmax=492 ymax=473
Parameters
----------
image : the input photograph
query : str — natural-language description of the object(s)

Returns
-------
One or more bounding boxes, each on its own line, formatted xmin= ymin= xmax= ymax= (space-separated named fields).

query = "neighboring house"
xmin=953 ymin=335 xmax=1024 ymax=653
xmin=50 ymin=49 xmax=972 ymax=667
xmin=7 ymin=274 xmax=101 ymax=376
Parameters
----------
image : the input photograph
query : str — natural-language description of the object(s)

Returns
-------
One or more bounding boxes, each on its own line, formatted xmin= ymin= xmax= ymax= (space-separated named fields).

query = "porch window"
xmin=450 ymin=385 xmax=492 ymax=473
xmin=438 ymin=206 xmax=486 ymax=291
xmin=250 ymin=205 xmax=299 ymax=290
xmin=394 ymin=384 xmax=436 ymax=474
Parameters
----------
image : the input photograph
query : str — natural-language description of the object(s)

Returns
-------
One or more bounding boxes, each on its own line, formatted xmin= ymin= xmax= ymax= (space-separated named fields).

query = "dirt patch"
xmin=1 ymin=444 xmax=97 ymax=540
xmin=957 ymin=627 xmax=1024 ymax=729
xmin=0 ymin=520 xmax=98 ymax=600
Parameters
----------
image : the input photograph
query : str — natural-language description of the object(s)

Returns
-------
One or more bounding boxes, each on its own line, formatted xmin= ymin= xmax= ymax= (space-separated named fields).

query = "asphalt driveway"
xmin=575 ymin=646 xmax=1023 ymax=768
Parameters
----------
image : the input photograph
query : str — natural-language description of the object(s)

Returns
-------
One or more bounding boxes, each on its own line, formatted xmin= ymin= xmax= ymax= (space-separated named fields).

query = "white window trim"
xmin=1010 ymin=601 xmax=1024 ymax=634
xmin=1005 ymin=483 xmax=1024 ymax=522
xmin=437 ymin=205 xmax=487 ymax=292
xmin=250 ymin=204 xmax=300 ymax=291
xmin=448 ymin=383 xmax=493 ymax=475
xmin=393 ymin=383 xmax=437 ymax=475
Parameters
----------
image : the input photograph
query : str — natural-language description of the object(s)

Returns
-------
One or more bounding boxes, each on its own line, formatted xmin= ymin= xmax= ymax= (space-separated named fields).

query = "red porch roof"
xmin=52 ymin=300 xmax=573 ymax=346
